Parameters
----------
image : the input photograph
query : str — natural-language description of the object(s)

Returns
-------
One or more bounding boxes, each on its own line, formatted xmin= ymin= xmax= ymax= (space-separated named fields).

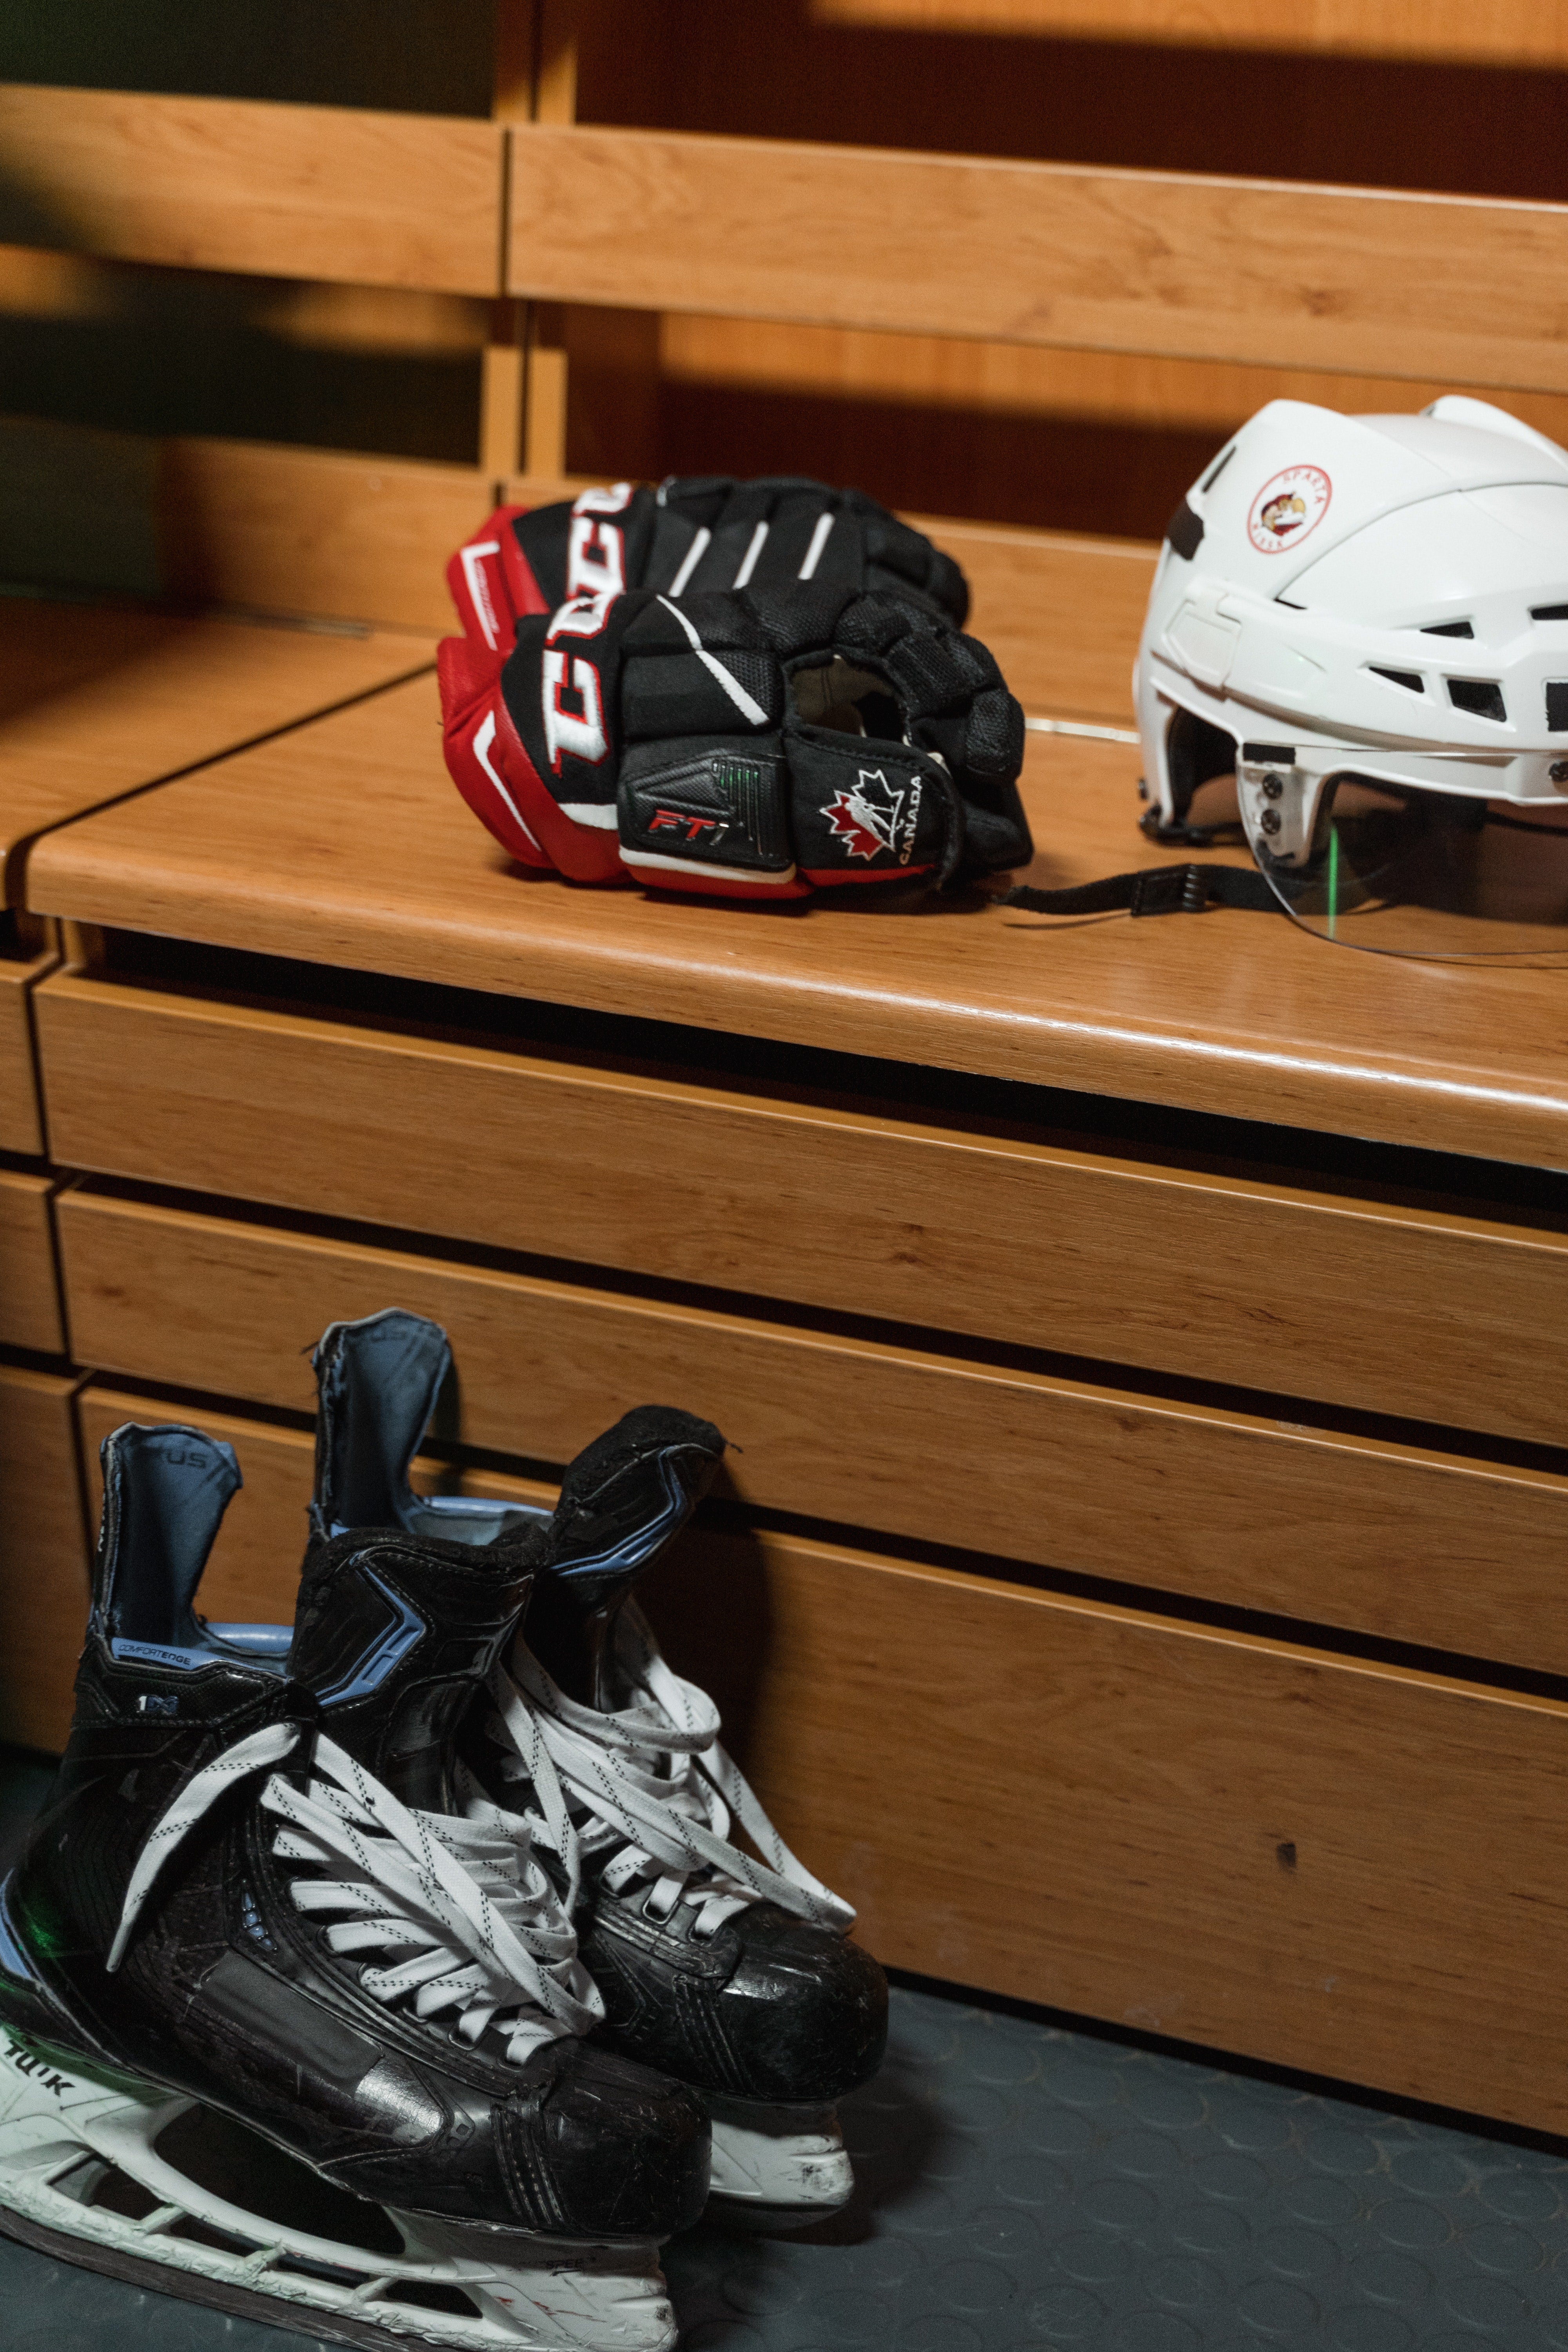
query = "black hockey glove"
xmin=440 ymin=580 xmax=1031 ymax=900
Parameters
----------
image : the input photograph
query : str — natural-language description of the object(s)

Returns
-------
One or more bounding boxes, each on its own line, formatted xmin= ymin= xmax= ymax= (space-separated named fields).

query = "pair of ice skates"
xmin=0 ymin=1309 xmax=886 ymax=2350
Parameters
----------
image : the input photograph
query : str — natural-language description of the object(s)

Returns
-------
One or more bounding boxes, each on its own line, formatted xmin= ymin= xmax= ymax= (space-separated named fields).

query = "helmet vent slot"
xmin=1422 ymin=621 xmax=1475 ymax=638
xmin=1446 ymin=678 xmax=1507 ymax=722
xmin=1546 ymin=682 xmax=1568 ymax=731
xmin=1201 ymin=446 xmax=1236 ymax=492
xmin=1370 ymin=667 xmax=1424 ymax=693
xmin=1533 ymin=604 xmax=1568 ymax=622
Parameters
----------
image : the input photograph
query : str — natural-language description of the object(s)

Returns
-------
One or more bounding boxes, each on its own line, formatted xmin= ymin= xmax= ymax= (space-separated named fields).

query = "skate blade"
xmin=706 ymin=2098 xmax=855 ymax=2218
xmin=0 ymin=2032 xmax=677 ymax=2350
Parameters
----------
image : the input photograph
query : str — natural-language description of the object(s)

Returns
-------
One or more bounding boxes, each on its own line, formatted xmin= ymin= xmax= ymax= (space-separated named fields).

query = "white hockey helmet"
xmin=1134 ymin=394 xmax=1568 ymax=955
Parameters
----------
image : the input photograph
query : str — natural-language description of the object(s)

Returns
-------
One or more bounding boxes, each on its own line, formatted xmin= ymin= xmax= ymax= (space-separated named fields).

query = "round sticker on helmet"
xmin=1247 ymin=465 xmax=1332 ymax=555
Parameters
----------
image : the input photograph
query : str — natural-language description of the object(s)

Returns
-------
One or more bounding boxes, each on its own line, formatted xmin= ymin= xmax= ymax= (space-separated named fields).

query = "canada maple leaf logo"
xmin=824 ymin=768 xmax=920 ymax=863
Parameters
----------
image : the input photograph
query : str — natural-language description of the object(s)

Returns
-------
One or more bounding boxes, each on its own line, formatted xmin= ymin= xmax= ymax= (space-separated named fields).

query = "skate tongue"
xmin=310 ymin=1308 xmax=450 ymax=1542
xmin=289 ymin=1524 xmax=543 ymax=1809
xmin=524 ymin=1407 xmax=724 ymax=1709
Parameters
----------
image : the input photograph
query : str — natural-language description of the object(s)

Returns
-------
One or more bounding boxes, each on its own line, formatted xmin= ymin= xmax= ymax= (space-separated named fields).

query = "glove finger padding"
xmin=442 ymin=583 xmax=1032 ymax=900
xmin=445 ymin=477 xmax=969 ymax=665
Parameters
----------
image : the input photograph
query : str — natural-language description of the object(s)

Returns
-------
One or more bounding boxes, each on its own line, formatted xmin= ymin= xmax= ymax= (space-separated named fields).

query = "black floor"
xmin=3 ymin=1748 xmax=1566 ymax=2351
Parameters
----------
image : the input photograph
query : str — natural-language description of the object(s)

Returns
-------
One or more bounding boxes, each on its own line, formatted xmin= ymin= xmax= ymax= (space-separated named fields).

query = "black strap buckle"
xmin=1128 ymin=864 xmax=1208 ymax=918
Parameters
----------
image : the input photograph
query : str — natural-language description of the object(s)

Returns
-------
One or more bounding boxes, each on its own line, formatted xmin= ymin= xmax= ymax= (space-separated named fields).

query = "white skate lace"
xmin=106 ymin=1720 xmax=603 ymax=2058
xmin=494 ymin=1603 xmax=853 ymax=1938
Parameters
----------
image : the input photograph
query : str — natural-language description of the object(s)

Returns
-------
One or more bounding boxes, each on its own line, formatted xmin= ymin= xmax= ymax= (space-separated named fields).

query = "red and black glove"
xmin=439 ymin=578 xmax=1031 ymax=900
xmin=445 ymin=475 xmax=970 ymax=663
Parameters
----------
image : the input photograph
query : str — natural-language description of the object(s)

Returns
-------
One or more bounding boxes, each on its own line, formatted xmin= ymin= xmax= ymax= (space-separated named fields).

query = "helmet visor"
xmin=1252 ymin=777 xmax=1568 ymax=960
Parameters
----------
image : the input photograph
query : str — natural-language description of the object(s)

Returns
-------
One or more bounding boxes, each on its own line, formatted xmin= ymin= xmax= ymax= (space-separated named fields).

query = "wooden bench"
xmin=7 ymin=0 xmax=1568 ymax=2141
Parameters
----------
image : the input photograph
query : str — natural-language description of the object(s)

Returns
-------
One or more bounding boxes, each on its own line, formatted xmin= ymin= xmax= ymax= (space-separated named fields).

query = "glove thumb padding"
xmin=439 ymin=633 xmax=624 ymax=881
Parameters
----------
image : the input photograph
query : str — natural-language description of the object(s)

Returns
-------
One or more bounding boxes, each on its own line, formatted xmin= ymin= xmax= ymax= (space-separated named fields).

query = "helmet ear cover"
xmin=1144 ymin=706 xmax=1239 ymax=843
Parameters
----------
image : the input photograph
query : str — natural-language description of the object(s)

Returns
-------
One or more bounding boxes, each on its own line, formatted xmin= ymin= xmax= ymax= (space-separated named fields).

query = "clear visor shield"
xmin=1203 ymin=761 xmax=1568 ymax=959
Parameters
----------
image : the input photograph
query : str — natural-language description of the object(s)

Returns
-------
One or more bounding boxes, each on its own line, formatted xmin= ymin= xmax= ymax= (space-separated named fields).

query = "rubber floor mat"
xmin=5 ymin=1974 xmax=1568 ymax=2350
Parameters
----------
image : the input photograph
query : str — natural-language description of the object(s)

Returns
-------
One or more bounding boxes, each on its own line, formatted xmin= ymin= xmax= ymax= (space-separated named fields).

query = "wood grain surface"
xmin=0 ymin=1362 xmax=87 ymax=1753
xmin=26 ymin=670 xmax=1568 ymax=1169
xmin=0 ymin=936 xmax=53 ymax=1158
xmin=34 ymin=964 xmax=1568 ymax=1446
xmin=151 ymin=435 xmax=1145 ymax=703
xmin=0 ymin=1169 xmax=62 ymax=1356
xmin=508 ymin=124 xmax=1568 ymax=395
xmin=62 ymin=1382 xmax=1568 ymax=2135
xmin=913 ymin=514 xmax=1152 ymax=717
xmin=809 ymin=0 xmax=1568 ymax=65
xmin=54 ymin=1182 xmax=1568 ymax=1670
xmin=156 ymin=442 xmax=502 ymax=633
xmin=0 ymin=598 xmax=436 ymax=903
xmin=0 ymin=86 xmax=504 ymax=296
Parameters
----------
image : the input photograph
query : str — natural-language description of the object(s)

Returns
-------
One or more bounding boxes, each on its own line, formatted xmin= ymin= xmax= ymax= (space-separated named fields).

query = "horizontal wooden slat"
xmin=0 ymin=423 xmax=517 ymax=630
xmin=27 ymin=673 xmax=1568 ymax=1170
xmin=508 ymin=124 xmax=1568 ymax=395
xmin=915 ymin=512 xmax=1150 ymax=718
xmin=0 ymin=596 xmax=436 ymax=905
xmin=12 ymin=408 xmax=1144 ymax=707
xmin=56 ymin=1183 xmax=1568 ymax=1670
xmin=0 ymin=87 xmax=504 ymax=296
xmin=0 ymin=936 xmax=53 ymax=1157
xmin=0 ymin=1362 xmax=87 ymax=1751
xmin=811 ymin=0 xmax=1568 ymax=67
xmin=0 ymin=1169 xmax=62 ymax=1355
xmin=33 ymin=965 xmax=1568 ymax=1447
xmin=67 ymin=1383 xmax=1568 ymax=2135
xmin=155 ymin=441 xmax=503 ymax=632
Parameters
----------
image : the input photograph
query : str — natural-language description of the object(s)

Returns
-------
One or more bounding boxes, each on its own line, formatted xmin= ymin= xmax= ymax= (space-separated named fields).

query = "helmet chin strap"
xmin=996 ymin=864 xmax=1279 ymax=918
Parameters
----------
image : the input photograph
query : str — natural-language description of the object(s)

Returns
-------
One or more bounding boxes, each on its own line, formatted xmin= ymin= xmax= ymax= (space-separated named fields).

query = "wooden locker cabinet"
xmin=10 ymin=4 xmax=1568 ymax=2146
xmin=53 ymin=1181 xmax=1568 ymax=1675
xmin=0 ymin=1363 xmax=89 ymax=1753
xmin=66 ymin=1381 xmax=1568 ymax=2140
xmin=35 ymin=960 xmax=1568 ymax=1446
xmin=0 ymin=1171 xmax=64 ymax=1356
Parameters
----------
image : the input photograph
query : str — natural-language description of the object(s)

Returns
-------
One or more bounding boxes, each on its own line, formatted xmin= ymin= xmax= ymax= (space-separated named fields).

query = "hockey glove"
xmin=439 ymin=581 xmax=1031 ymax=900
xmin=446 ymin=476 xmax=969 ymax=663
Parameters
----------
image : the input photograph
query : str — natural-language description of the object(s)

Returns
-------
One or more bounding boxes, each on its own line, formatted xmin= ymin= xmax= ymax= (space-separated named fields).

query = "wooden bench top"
xmin=27 ymin=666 xmax=1568 ymax=1167
xmin=0 ymin=599 xmax=434 ymax=906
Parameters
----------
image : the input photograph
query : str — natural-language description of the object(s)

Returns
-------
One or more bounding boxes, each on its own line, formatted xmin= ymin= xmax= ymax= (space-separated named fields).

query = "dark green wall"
xmin=0 ymin=2 xmax=492 ymax=114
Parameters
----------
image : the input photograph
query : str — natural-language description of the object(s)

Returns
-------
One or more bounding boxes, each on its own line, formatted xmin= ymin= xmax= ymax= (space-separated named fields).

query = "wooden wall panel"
xmin=0 ymin=1170 xmax=63 ymax=1355
xmin=60 ymin=1382 xmax=1568 ymax=2136
xmin=54 ymin=1184 xmax=1568 ymax=1671
xmin=33 ymin=970 xmax=1568 ymax=1449
xmin=910 ymin=514 xmax=1151 ymax=717
xmin=0 ymin=87 xmax=504 ymax=296
xmin=807 ymin=0 xmax=1568 ymax=67
xmin=510 ymin=126 xmax=1568 ymax=396
xmin=155 ymin=441 xmax=501 ymax=631
xmin=0 ymin=1363 xmax=87 ymax=1753
xmin=651 ymin=315 xmax=1568 ymax=544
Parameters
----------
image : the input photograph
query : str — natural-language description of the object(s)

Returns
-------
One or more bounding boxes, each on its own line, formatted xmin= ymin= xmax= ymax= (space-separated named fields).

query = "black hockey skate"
xmin=310 ymin=1310 xmax=888 ymax=2220
xmin=0 ymin=1418 xmax=707 ymax=2350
